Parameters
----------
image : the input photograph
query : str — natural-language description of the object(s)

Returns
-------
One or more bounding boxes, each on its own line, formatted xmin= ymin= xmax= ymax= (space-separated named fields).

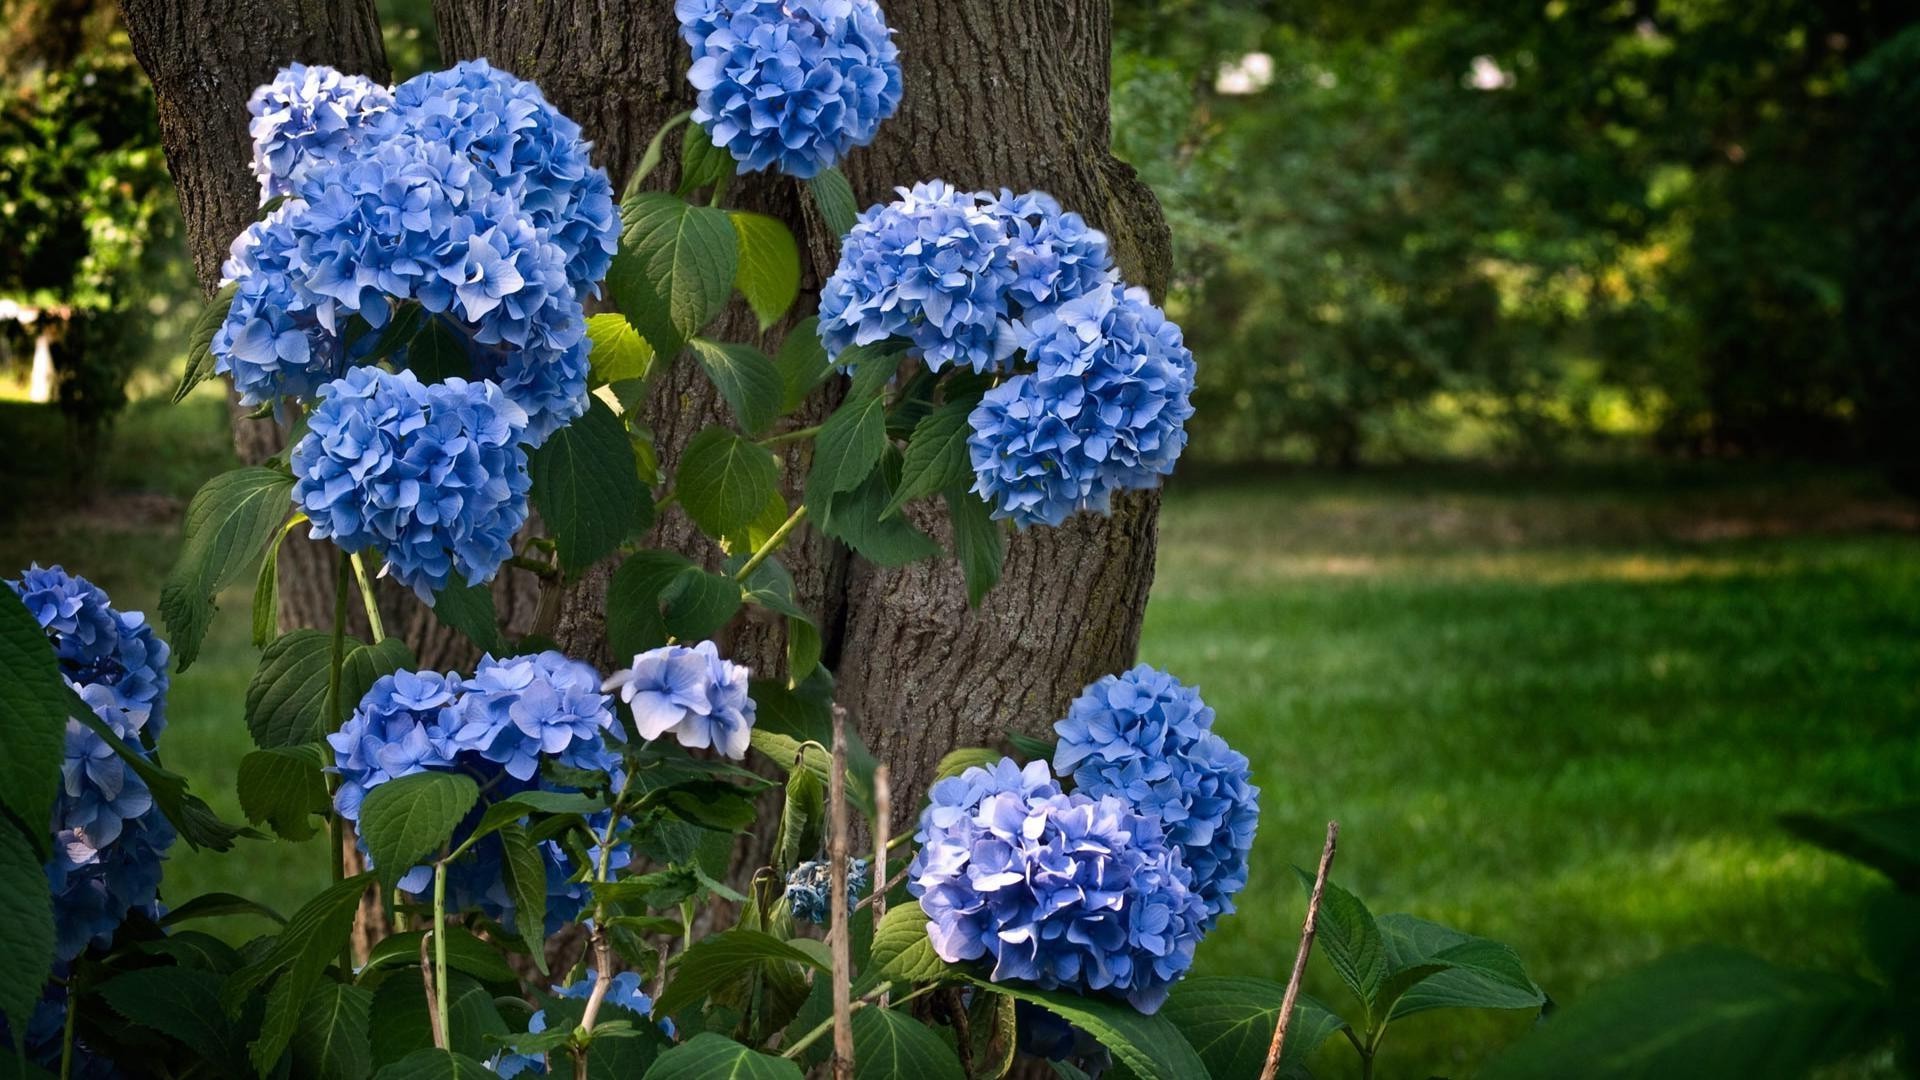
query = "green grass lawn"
xmin=5 ymin=398 xmax=1917 ymax=1076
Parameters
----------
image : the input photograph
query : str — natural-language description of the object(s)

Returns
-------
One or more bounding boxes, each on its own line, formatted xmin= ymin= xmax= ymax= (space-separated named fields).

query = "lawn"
xmin=5 ymin=399 xmax=1917 ymax=1076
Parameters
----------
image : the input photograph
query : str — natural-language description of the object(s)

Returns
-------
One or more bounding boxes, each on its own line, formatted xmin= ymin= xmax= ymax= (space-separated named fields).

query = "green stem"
xmin=326 ymin=554 xmax=353 ymax=972
xmin=758 ymin=424 xmax=821 ymax=449
xmin=509 ymin=554 xmax=558 ymax=577
xmin=433 ymin=860 xmax=450 ymax=1047
xmin=733 ymin=503 xmax=808 ymax=583
xmin=779 ymin=982 xmax=929 ymax=1061
xmin=349 ymin=552 xmax=385 ymax=642
xmin=59 ymin=984 xmax=77 ymax=1080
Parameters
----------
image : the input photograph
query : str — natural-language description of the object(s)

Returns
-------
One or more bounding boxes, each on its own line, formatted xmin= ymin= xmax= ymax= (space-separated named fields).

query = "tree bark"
xmin=432 ymin=0 xmax=1171 ymax=839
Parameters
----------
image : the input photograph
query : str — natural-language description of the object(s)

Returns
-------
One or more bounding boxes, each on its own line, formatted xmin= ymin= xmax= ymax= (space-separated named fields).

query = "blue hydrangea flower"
xmin=328 ymin=668 xmax=464 ymax=820
xmin=967 ymin=282 xmax=1195 ymax=528
xmin=1054 ymin=665 xmax=1258 ymax=924
xmin=983 ymin=189 xmax=1114 ymax=321
xmin=247 ymin=62 xmax=392 ymax=204
xmin=7 ymin=566 xmax=175 ymax=964
xmin=602 ymin=641 xmax=757 ymax=759
xmin=908 ymin=757 xmax=1207 ymax=1014
xmin=490 ymin=971 xmax=668 ymax=1077
xmin=784 ymin=857 xmax=869 ymax=924
xmin=291 ymin=367 xmax=532 ymax=603
xmin=676 ymin=0 xmax=902 ymax=179
xmin=449 ymin=651 xmax=624 ymax=781
xmin=818 ymin=181 xmax=1020 ymax=373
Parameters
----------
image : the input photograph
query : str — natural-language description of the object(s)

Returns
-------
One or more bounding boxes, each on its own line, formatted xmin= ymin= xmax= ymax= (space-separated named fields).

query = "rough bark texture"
xmin=433 ymin=0 xmax=1170 ymax=839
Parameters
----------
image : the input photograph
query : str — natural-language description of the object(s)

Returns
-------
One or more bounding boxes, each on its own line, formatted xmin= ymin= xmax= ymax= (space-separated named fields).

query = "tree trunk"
xmin=432 ymin=0 xmax=1171 ymax=846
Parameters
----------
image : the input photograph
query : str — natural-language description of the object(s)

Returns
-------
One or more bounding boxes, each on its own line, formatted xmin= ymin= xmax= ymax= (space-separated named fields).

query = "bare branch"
xmin=829 ymin=705 xmax=855 ymax=1079
xmin=1260 ymin=821 xmax=1340 ymax=1080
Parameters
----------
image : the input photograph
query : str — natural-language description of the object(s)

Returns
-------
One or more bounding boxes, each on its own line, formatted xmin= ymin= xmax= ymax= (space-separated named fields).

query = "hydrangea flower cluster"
xmin=6 ymin=566 xmax=175 ymax=963
xmin=817 ymin=180 xmax=1194 ymax=527
xmin=490 ymin=971 xmax=665 ymax=1078
xmin=1054 ymin=665 xmax=1258 ymax=925
xmin=291 ymin=367 xmax=531 ymax=602
xmin=218 ymin=59 xmax=615 ymax=445
xmin=908 ymin=758 xmax=1207 ymax=1014
xmin=328 ymin=652 xmax=627 ymax=933
xmin=602 ymin=641 xmax=758 ymax=760
xmin=784 ymin=857 xmax=869 ymax=924
xmin=675 ymin=0 xmax=902 ymax=179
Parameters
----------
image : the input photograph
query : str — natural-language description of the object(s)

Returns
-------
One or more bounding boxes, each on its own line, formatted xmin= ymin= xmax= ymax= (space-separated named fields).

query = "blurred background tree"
xmin=1113 ymin=0 xmax=1920 ymax=471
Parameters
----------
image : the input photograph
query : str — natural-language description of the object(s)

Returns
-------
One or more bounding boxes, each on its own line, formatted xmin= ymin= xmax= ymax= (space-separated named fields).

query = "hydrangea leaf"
xmin=157 ymin=891 xmax=286 ymax=928
xmin=98 ymin=967 xmax=250 ymax=1074
xmin=172 ymin=281 xmax=238 ymax=404
xmin=160 ymin=465 xmax=297 ymax=671
xmin=859 ymin=901 xmax=953 ymax=993
xmin=962 ymin=978 xmax=1208 ymax=1080
xmin=252 ymin=514 xmax=305 ymax=648
xmin=772 ymin=757 xmax=823 ymax=874
xmin=933 ymin=748 xmax=1003 ymax=784
xmin=612 ymin=192 xmax=738 ymax=359
xmin=529 ymin=395 xmax=646 ymax=574
xmin=358 ymin=928 xmax=517 ymax=986
xmin=339 ymin=637 xmax=417 ymax=726
xmin=292 ymin=982 xmax=375 ymax=1080
xmin=678 ymin=426 xmax=781 ymax=539
xmin=430 ymin=581 xmax=502 ymax=654
xmin=0 ymin=823 xmax=53 ymax=1044
xmin=851 ymin=1009 xmax=964 ymax=1080
xmin=370 ymin=971 xmax=510 ymax=1068
xmin=371 ymin=1049 xmax=496 ymax=1080
xmin=401 ymin=316 xmax=471 ymax=385
xmin=224 ymin=871 xmax=377 ymax=1072
xmin=653 ymin=930 xmax=829 ymax=1018
xmin=644 ymin=1033 xmax=801 ymax=1080
xmin=626 ymin=110 xmax=692 ymax=200
xmin=818 ymin=452 xmax=941 ymax=567
xmin=0 ymin=587 xmax=69 ymax=860
xmin=237 ymin=743 xmax=330 ymax=841
xmin=731 ymin=211 xmax=801 ymax=330
xmin=1376 ymin=914 xmax=1545 ymax=1020
xmin=942 ymin=488 xmax=1003 ymax=607
xmin=586 ymin=313 xmax=654 ymax=386
xmin=885 ymin=401 xmax=975 ymax=518
xmin=247 ymin=630 xmax=414 ymax=747
xmin=809 ymin=168 xmax=859 ymax=240
xmin=1159 ymin=977 xmax=1346 ymax=1080
xmin=663 ymin=565 xmax=743 ymax=642
xmin=806 ymin=392 xmax=889 ymax=504
xmin=605 ymin=549 xmax=693 ymax=660
xmin=678 ymin=121 xmax=738 ymax=198
xmin=1294 ymin=867 xmax=1389 ymax=1017
xmin=359 ymin=772 xmax=481 ymax=886
xmin=496 ymin=821 xmax=549 ymax=974
xmin=689 ymin=338 xmax=784 ymax=435
xmin=775 ymin=317 xmax=832 ymax=412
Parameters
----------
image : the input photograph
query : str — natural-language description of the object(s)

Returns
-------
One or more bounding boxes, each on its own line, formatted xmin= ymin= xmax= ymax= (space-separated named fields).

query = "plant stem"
xmin=780 ymin=982 xmax=933 ymax=1062
xmin=419 ymin=929 xmax=444 ymax=1050
xmin=734 ymin=503 xmax=808 ymax=583
xmin=349 ymin=552 xmax=385 ymax=642
xmin=870 ymin=765 xmax=891 ymax=1006
xmin=59 ymin=984 xmax=77 ymax=1080
xmin=828 ymin=704 xmax=854 ymax=1079
xmin=433 ymin=860 xmax=450 ymax=1048
xmin=1260 ymin=821 xmax=1340 ymax=1080
xmin=326 ymin=554 xmax=353 ymax=972
xmin=573 ymin=776 xmax=633 ymax=1079
xmin=759 ymin=424 xmax=821 ymax=448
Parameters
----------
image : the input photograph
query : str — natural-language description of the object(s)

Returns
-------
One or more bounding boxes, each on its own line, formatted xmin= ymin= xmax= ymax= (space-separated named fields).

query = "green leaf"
xmin=161 ymin=466 xmax=297 ymax=670
xmin=98 ymin=967 xmax=248 ymax=1074
xmin=933 ymin=748 xmax=1003 ymax=783
xmin=248 ymin=631 xmax=413 ymax=747
xmin=654 ymin=929 xmax=829 ymax=1018
xmin=173 ymin=281 xmax=239 ymax=403
xmin=403 ymin=316 xmax=471 ymax=384
xmin=0 ymin=588 xmax=69 ymax=859
xmin=665 ymin=565 xmax=744 ymax=642
xmin=0 ymin=823 xmax=54 ymax=1046
xmin=1375 ymin=913 xmax=1546 ymax=1020
xmin=689 ymin=339 xmax=785 ymax=435
xmin=360 ymin=772 xmax=481 ymax=885
xmin=62 ymin=688 xmax=250 ymax=851
xmin=627 ymin=111 xmax=692 ymax=198
xmin=1781 ymin=804 xmax=1920 ymax=890
xmin=226 ymin=872 xmax=376 ymax=1072
xmin=775 ymin=318 xmax=831 ymax=412
xmin=772 ymin=757 xmax=823 ymax=873
xmin=962 ymin=979 xmax=1208 ymax=1080
xmin=588 ymin=313 xmax=656 ymax=386
xmin=944 ymin=489 xmax=1004 ymax=607
xmin=252 ymin=515 xmax=297 ymax=647
xmin=371 ymin=971 xmax=509 ymax=1067
xmin=809 ymin=168 xmax=859 ymax=240
xmin=1005 ymin=730 xmax=1055 ymax=761
xmin=818 ymin=452 xmax=941 ymax=567
xmin=858 ymin=902 xmax=951 ymax=993
xmin=1295 ymin=867 xmax=1387 ymax=1016
xmin=358 ymin=927 xmax=518 ymax=987
xmin=341 ymin=637 xmax=417 ymax=726
xmin=497 ymin=822 xmax=549 ymax=974
xmin=885 ymin=402 xmax=975 ymax=518
xmin=431 ymin=582 xmax=503 ymax=655
xmin=159 ymin=891 xmax=287 ymax=927
xmin=807 ymin=392 xmax=888 ymax=502
xmin=530 ymin=396 xmax=647 ymax=574
xmin=373 ymin=1049 xmax=496 ymax=1080
xmin=641 ymin=1032 xmax=803 ymax=1080
xmin=731 ymin=211 xmax=801 ymax=330
xmin=678 ymin=426 xmax=782 ymax=538
xmin=851 ymin=1008 xmax=964 ymax=1080
xmin=238 ymin=743 xmax=331 ymax=841
xmin=1159 ymin=977 xmax=1346 ymax=1080
xmin=606 ymin=549 xmax=689 ymax=658
xmin=293 ymin=982 xmax=375 ymax=1080
xmin=1481 ymin=947 xmax=1889 ymax=1080
xmin=612 ymin=193 xmax=738 ymax=359
xmin=678 ymin=122 xmax=737 ymax=197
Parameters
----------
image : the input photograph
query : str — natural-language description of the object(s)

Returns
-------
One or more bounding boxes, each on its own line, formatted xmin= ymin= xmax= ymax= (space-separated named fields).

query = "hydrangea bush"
xmin=0 ymin=19 xmax=1543 ymax=1080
